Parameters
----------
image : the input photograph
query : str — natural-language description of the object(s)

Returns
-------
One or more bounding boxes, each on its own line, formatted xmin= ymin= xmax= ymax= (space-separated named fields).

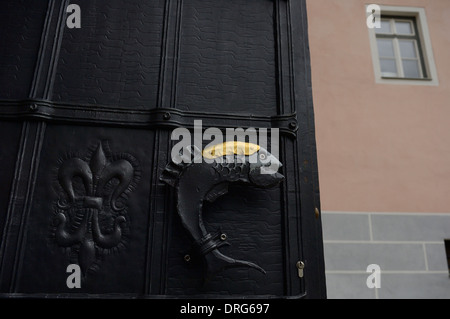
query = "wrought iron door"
xmin=0 ymin=0 xmax=326 ymax=298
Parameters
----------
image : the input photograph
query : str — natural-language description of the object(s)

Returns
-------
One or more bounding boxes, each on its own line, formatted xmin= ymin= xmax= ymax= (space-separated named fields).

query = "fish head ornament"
xmin=203 ymin=141 xmax=284 ymax=188
xmin=247 ymin=146 xmax=284 ymax=188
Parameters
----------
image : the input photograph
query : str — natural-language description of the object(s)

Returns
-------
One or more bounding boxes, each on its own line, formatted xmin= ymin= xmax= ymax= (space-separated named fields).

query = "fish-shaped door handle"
xmin=161 ymin=141 xmax=284 ymax=279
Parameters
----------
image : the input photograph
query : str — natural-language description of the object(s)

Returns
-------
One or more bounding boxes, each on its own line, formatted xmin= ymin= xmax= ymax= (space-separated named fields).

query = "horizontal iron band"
xmin=0 ymin=99 xmax=298 ymax=137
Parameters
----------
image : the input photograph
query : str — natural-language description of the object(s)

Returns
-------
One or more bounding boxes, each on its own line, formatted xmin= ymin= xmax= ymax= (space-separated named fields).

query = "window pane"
xmin=376 ymin=20 xmax=392 ymax=34
xmin=402 ymin=60 xmax=421 ymax=78
xmin=377 ymin=39 xmax=395 ymax=57
xmin=395 ymin=21 xmax=413 ymax=35
xmin=380 ymin=58 xmax=398 ymax=76
xmin=399 ymin=40 xmax=418 ymax=58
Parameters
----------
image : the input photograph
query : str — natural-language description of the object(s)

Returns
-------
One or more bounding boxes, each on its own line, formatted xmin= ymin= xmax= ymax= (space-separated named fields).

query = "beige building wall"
xmin=306 ymin=0 xmax=450 ymax=299
xmin=307 ymin=0 xmax=450 ymax=213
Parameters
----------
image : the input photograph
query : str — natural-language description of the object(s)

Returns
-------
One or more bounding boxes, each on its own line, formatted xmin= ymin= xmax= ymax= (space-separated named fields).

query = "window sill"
xmin=376 ymin=76 xmax=438 ymax=86
xmin=381 ymin=76 xmax=432 ymax=81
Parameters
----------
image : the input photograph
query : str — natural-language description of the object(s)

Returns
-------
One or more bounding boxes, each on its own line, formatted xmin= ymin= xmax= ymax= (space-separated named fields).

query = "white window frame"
xmin=377 ymin=17 xmax=423 ymax=78
xmin=367 ymin=5 xmax=439 ymax=86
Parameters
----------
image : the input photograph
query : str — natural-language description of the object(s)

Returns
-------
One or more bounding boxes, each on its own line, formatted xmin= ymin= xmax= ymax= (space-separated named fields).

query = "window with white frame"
xmin=376 ymin=17 xmax=425 ymax=79
xmin=367 ymin=6 xmax=438 ymax=86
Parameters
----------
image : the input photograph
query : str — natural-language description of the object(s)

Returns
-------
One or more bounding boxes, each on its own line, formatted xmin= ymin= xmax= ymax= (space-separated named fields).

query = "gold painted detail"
xmin=202 ymin=141 xmax=260 ymax=159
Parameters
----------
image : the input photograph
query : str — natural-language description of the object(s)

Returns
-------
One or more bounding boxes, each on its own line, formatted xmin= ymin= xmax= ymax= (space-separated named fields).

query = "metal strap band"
xmin=0 ymin=99 xmax=299 ymax=137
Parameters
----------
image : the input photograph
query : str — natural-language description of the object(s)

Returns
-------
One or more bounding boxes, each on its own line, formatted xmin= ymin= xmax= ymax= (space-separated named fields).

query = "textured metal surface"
xmin=0 ymin=1 xmax=50 ymax=99
xmin=177 ymin=0 xmax=277 ymax=116
xmin=0 ymin=0 xmax=326 ymax=298
xmin=53 ymin=0 xmax=165 ymax=107
xmin=0 ymin=123 xmax=22 ymax=247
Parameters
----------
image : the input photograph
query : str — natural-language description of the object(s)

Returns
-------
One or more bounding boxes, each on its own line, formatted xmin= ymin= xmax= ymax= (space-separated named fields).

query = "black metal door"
xmin=0 ymin=0 xmax=326 ymax=298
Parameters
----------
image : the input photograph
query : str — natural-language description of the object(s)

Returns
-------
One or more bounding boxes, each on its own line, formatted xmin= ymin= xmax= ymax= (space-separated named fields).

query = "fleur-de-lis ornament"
xmin=52 ymin=141 xmax=139 ymax=276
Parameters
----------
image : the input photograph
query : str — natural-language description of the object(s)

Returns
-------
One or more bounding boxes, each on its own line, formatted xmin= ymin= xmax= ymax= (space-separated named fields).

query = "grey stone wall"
xmin=322 ymin=212 xmax=450 ymax=299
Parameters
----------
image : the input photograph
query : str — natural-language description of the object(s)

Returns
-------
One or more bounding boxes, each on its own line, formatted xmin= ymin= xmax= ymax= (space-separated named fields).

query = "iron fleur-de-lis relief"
xmin=51 ymin=141 xmax=140 ymax=277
